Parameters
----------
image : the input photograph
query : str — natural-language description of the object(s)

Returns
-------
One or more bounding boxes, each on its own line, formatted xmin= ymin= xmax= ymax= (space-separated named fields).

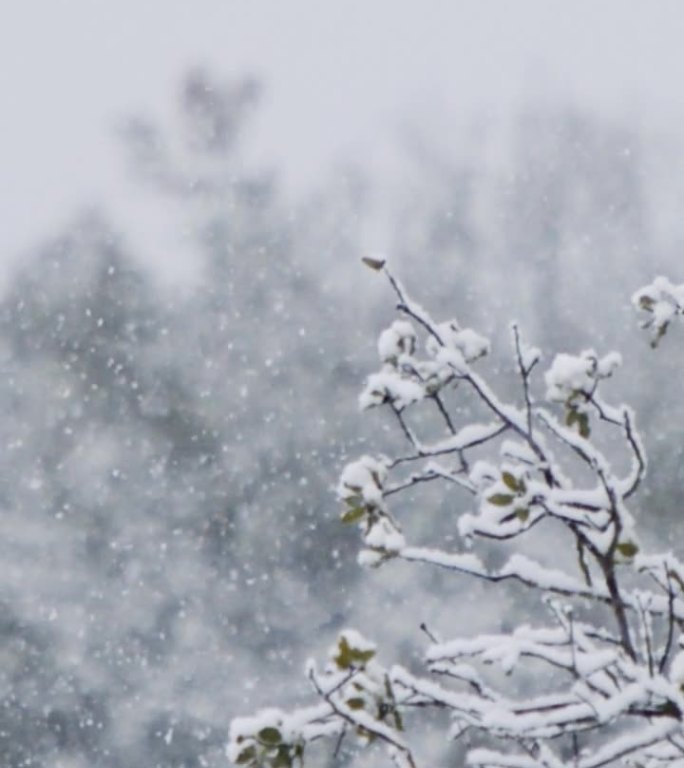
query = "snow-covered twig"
xmin=229 ymin=266 xmax=684 ymax=768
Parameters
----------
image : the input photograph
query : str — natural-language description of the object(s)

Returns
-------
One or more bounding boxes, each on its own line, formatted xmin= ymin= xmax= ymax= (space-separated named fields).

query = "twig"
xmin=308 ymin=667 xmax=418 ymax=768
xmin=659 ymin=566 xmax=677 ymax=674
xmin=432 ymin=392 xmax=457 ymax=435
xmin=511 ymin=323 xmax=535 ymax=438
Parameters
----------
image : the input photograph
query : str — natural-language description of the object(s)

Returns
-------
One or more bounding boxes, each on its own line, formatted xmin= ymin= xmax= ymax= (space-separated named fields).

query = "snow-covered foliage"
xmin=633 ymin=276 xmax=684 ymax=347
xmin=231 ymin=266 xmax=684 ymax=768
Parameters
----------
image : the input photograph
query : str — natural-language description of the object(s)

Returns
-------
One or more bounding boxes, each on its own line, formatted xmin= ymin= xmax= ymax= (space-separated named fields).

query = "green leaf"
xmin=515 ymin=507 xmax=529 ymax=522
xmin=346 ymin=697 xmax=365 ymax=710
xmin=236 ymin=746 xmax=257 ymax=765
xmin=334 ymin=636 xmax=352 ymax=669
xmin=487 ymin=493 xmax=514 ymax=507
xmin=341 ymin=506 xmax=365 ymax=524
xmin=651 ymin=323 xmax=668 ymax=348
xmin=272 ymin=746 xmax=292 ymax=768
xmin=578 ymin=413 xmax=590 ymax=438
xmin=501 ymin=472 xmax=520 ymax=492
xmin=349 ymin=647 xmax=376 ymax=665
xmin=258 ymin=727 xmax=282 ymax=746
xmin=356 ymin=726 xmax=376 ymax=743
xmin=566 ymin=407 xmax=590 ymax=437
xmin=616 ymin=541 xmax=639 ymax=558
xmin=334 ymin=636 xmax=375 ymax=669
xmin=361 ymin=256 xmax=386 ymax=271
xmin=344 ymin=494 xmax=363 ymax=507
xmin=566 ymin=390 xmax=584 ymax=405
xmin=393 ymin=709 xmax=404 ymax=732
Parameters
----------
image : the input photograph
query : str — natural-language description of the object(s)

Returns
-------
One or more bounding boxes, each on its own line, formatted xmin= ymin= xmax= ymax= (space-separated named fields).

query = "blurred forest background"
xmin=5 ymin=8 xmax=684 ymax=766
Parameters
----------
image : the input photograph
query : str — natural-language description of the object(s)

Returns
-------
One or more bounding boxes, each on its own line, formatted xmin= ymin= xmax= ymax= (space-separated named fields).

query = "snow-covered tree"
xmin=230 ymin=263 xmax=684 ymax=768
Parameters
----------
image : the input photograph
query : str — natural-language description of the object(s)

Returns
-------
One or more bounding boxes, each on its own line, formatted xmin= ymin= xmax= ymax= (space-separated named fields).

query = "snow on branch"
xmin=229 ymin=263 xmax=684 ymax=768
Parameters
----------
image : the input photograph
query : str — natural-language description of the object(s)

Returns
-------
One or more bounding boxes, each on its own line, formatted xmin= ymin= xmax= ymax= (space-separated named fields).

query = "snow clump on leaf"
xmin=377 ymin=320 xmax=416 ymax=363
xmin=544 ymin=349 xmax=621 ymax=403
xmin=358 ymin=371 xmax=425 ymax=411
xmin=337 ymin=455 xmax=387 ymax=507
xmin=633 ymin=275 xmax=684 ymax=347
xmin=426 ymin=320 xmax=490 ymax=363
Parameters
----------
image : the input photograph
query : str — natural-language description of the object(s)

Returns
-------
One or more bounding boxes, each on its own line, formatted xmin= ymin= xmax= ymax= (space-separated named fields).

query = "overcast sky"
xmin=2 ymin=1 xmax=684 ymax=282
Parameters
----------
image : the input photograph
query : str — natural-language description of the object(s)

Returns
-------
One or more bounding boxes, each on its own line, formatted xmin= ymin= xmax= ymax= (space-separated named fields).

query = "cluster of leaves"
xmin=486 ymin=467 xmax=530 ymax=522
xmin=232 ymin=726 xmax=304 ymax=768
xmin=332 ymin=632 xmax=404 ymax=736
xmin=229 ymin=631 xmax=410 ymax=768
xmin=231 ymin=264 xmax=684 ymax=768
xmin=337 ymin=456 xmax=406 ymax=567
xmin=544 ymin=350 xmax=622 ymax=439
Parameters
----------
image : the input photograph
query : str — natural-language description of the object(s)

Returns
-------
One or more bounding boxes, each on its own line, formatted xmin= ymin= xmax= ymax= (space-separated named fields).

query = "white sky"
xmin=2 ymin=1 xmax=684 ymax=282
